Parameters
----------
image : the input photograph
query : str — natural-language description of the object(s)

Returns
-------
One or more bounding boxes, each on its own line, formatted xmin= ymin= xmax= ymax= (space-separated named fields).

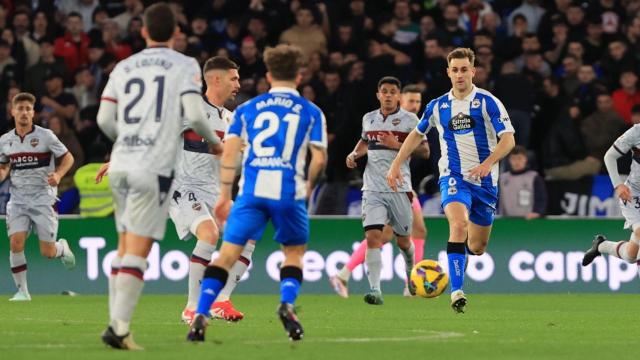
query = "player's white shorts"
xmin=362 ymin=191 xmax=413 ymax=237
xmin=620 ymin=196 xmax=640 ymax=231
xmin=109 ymin=171 xmax=173 ymax=240
xmin=168 ymin=186 xmax=217 ymax=241
xmin=6 ymin=202 xmax=58 ymax=241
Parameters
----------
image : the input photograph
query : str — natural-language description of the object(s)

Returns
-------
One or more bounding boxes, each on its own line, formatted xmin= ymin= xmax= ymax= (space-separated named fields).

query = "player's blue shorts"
xmin=439 ymin=175 xmax=498 ymax=226
xmin=223 ymin=194 xmax=309 ymax=246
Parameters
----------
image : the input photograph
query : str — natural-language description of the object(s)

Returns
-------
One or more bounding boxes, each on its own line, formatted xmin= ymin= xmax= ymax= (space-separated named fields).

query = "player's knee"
xmin=195 ymin=221 xmax=219 ymax=245
xmin=468 ymin=243 xmax=485 ymax=255
xmin=449 ymin=219 xmax=468 ymax=236
xmin=628 ymin=243 xmax=639 ymax=260
xmin=381 ymin=226 xmax=394 ymax=242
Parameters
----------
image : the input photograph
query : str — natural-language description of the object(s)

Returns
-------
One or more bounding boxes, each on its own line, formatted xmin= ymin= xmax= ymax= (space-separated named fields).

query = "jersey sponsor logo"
xmin=449 ymin=112 xmax=475 ymax=134
xmin=121 ymin=135 xmax=155 ymax=147
xmin=632 ymin=147 xmax=640 ymax=164
xmin=440 ymin=102 xmax=449 ymax=109
xmin=183 ymin=130 xmax=225 ymax=153
xmin=365 ymin=131 xmax=410 ymax=151
xmin=9 ymin=152 xmax=51 ymax=170
xmin=248 ymin=156 xmax=293 ymax=169
xmin=471 ymin=99 xmax=481 ymax=108
xmin=30 ymin=138 xmax=39 ymax=147
xmin=498 ymin=116 xmax=510 ymax=123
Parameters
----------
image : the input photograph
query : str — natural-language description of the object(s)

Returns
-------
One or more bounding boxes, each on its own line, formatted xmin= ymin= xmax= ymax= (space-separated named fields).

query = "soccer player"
xmin=171 ymin=56 xmax=255 ymax=323
xmin=96 ymin=3 xmax=222 ymax=350
xmin=582 ymin=125 xmax=640 ymax=266
xmin=340 ymin=77 xmax=423 ymax=305
xmin=387 ymin=48 xmax=515 ymax=313
xmin=0 ymin=92 xmax=76 ymax=302
xmin=187 ymin=44 xmax=327 ymax=342
xmin=329 ymin=84 xmax=428 ymax=298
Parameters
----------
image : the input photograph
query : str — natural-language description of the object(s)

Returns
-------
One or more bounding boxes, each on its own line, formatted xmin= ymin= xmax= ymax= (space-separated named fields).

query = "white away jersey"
xmin=361 ymin=107 xmax=420 ymax=192
xmin=173 ymin=98 xmax=230 ymax=194
xmin=613 ymin=125 xmax=640 ymax=193
xmin=100 ymin=46 xmax=203 ymax=177
xmin=0 ymin=125 xmax=69 ymax=205
xmin=416 ymin=86 xmax=514 ymax=187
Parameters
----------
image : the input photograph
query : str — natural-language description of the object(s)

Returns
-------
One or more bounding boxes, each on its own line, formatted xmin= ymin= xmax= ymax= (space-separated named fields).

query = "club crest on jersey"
xmin=192 ymin=202 xmax=202 ymax=211
xmin=449 ymin=112 xmax=475 ymax=134
xmin=392 ymin=118 xmax=401 ymax=126
xmin=471 ymin=99 xmax=481 ymax=108
xmin=30 ymin=138 xmax=39 ymax=147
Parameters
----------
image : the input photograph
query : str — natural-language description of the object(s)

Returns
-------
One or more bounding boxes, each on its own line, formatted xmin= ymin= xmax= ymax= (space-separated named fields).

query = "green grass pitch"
xmin=0 ymin=294 xmax=635 ymax=360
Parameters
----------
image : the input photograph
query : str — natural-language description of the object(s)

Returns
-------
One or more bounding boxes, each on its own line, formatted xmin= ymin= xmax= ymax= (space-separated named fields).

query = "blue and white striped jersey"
xmin=227 ymin=87 xmax=327 ymax=201
xmin=416 ymin=86 xmax=514 ymax=187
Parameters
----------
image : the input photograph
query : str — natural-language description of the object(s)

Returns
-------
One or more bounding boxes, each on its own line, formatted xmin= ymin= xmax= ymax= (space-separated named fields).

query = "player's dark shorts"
xmin=223 ymin=194 xmax=309 ymax=246
xmin=439 ymin=175 xmax=497 ymax=226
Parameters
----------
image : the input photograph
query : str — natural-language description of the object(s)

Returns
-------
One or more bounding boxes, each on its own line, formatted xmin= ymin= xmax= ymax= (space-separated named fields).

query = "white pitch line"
xmin=243 ymin=331 xmax=464 ymax=345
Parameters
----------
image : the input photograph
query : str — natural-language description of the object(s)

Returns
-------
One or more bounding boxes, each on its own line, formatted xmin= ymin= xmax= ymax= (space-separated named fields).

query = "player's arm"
xmin=97 ymin=98 xmax=118 ymax=141
xmin=307 ymin=144 xmax=327 ymax=197
xmin=469 ymin=132 xmax=515 ymax=179
xmin=386 ymin=129 xmax=425 ymax=191
xmin=49 ymin=152 xmax=74 ymax=186
xmin=379 ymin=131 xmax=429 ymax=158
xmin=182 ymin=93 xmax=222 ymax=153
xmin=412 ymin=140 xmax=430 ymax=159
xmin=214 ymin=135 xmax=243 ymax=223
xmin=604 ymin=145 xmax=631 ymax=202
xmin=346 ymin=139 xmax=368 ymax=168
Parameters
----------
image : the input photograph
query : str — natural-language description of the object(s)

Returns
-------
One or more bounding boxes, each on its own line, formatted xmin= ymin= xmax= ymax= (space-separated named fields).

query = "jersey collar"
xmin=379 ymin=106 xmax=401 ymax=121
xmin=15 ymin=125 xmax=35 ymax=142
xmin=448 ymin=85 xmax=478 ymax=102
xmin=269 ymin=87 xmax=300 ymax=96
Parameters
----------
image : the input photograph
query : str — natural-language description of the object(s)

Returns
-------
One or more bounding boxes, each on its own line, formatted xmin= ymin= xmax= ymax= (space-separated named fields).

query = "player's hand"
xmin=616 ymin=184 xmax=632 ymax=202
xmin=47 ymin=172 xmax=61 ymax=186
xmin=209 ymin=143 xmax=223 ymax=155
xmin=346 ymin=151 xmax=358 ymax=169
xmin=469 ymin=161 xmax=492 ymax=180
xmin=95 ymin=162 xmax=110 ymax=184
xmin=379 ymin=131 xmax=401 ymax=150
xmin=214 ymin=196 xmax=233 ymax=224
xmin=386 ymin=163 xmax=403 ymax=192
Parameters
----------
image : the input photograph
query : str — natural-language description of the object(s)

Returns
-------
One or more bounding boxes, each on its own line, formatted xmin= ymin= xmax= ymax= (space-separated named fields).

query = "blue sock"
xmin=447 ymin=242 xmax=466 ymax=292
xmin=280 ymin=266 xmax=303 ymax=305
xmin=196 ymin=266 xmax=228 ymax=315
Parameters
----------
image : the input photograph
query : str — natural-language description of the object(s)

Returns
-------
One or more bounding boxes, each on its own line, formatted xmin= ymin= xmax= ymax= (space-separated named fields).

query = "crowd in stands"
xmin=0 ymin=0 xmax=639 ymax=217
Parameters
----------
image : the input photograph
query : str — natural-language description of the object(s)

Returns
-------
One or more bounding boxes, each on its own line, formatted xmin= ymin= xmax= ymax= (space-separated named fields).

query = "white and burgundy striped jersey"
xmin=0 ymin=125 xmax=68 ymax=205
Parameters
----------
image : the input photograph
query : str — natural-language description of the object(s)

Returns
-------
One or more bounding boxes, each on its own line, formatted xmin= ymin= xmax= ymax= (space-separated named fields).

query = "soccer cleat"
xmin=277 ymin=302 xmax=304 ymax=341
xmin=181 ymin=308 xmax=195 ymax=324
xmin=451 ymin=290 xmax=467 ymax=313
xmin=211 ymin=300 xmax=244 ymax=321
xmin=101 ymin=326 xmax=143 ymax=350
xmin=9 ymin=291 xmax=31 ymax=301
xmin=186 ymin=314 xmax=208 ymax=342
xmin=329 ymin=276 xmax=349 ymax=298
xmin=59 ymin=239 xmax=76 ymax=269
xmin=405 ymin=271 xmax=416 ymax=296
xmin=363 ymin=289 xmax=384 ymax=305
xmin=582 ymin=234 xmax=607 ymax=266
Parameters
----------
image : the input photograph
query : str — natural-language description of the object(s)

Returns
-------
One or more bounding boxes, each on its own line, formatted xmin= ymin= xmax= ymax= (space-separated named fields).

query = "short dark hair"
xmin=203 ymin=56 xmax=239 ymax=73
xmin=401 ymin=84 xmax=421 ymax=94
xmin=67 ymin=11 xmax=82 ymax=20
xmin=377 ymin=76 xmax=401 ymax=90
xmin=12 ymin=92 xmax=36 ymax=106
xmin=263 ymin=44 xmax=305 ymax=81
xmin=447 ymin=47 xmax=475 ymax=65
xmin=144 ymin=3 xmax=176 ymax=42
xmin=510 ymin=145 xmax=527 ymax=156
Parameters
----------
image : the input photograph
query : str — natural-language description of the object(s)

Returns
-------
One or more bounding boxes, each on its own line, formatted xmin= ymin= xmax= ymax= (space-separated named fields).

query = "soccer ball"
xmin=410 ymin=259 xmax=449 ymax=298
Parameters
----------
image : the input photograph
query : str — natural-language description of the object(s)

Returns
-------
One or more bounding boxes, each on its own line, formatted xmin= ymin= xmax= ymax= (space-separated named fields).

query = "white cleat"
xmin=329 ymin=276 xmax=349 ymax=298
xmin=59 ymin=239 xmax=76 ymax=270
xmin=450 ymin=290 xmax=467 ymax=313
xmin=9 ymin=291 xmax=31 ymax=301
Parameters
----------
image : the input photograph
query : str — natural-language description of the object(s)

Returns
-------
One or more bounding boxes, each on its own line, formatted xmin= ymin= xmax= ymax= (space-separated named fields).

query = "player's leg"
xmin=330 ymin=226 xmax=393 ymax=298
xmin=35 ymin=204 xmax=75 ymax=268
xmin=9 ymin=231 xmax=30 ymax=301
xmin=583 ymin=200 xmax=640 ymax=265
xmin=443 ymin=202 xmax=470 ymax=313
xmin=467 ymin=223 xmax=492 ymax=256
xmin=270 ymin=199 xmax=308 ymax=341
xmin=410 ymin=193 xmax=426 ymax=263
xmin=212 ymin=239 xmax=256 ymax=321
xmin=387 ymin=192 xmax=415 ymax=294
xmin=361 ymin=191 xmax=388 ymax=304
xmin=109 ymin=233 xmax=125 ymax=320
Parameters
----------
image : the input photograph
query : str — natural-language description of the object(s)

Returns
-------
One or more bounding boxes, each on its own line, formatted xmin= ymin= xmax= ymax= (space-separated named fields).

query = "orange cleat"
xmin=211 ymin=300 xmax=244 ymax=321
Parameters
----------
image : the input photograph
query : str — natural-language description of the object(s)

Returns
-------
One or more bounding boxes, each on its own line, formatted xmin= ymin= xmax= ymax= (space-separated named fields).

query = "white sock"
xmin=337 ymin=267 xmax=351 ymax=282
xmin=400 ymin=241 xmax=415 ymax=274
xmin=365 ymin=248 xmax=382 ymax=292
xmin=186 ymin=241 xmax=216 ymax=309
xmin=111 ymin=254 xmax=148 ymax=336
xmin=599 ymin=241 xmax=636 ymax=263
xmin=54 ymin=241 xmax=64 ymax=258
xmin=10 ymin=251 xmax=28 ymax=294
xmin=216 ymin=242 xmax=255 ymax=302
xmin=109 ymin=256 xmax=122 ymax=320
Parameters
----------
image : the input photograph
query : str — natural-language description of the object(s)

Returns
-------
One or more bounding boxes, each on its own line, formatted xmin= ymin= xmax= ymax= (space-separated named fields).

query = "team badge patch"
xmin=392 ymin=118 xmax=401 ymax=126
xmin=192 ymin=202 xmax=202 ymax=211
xmin=30 ymin=138 xmax=39 ymax=147
xmin=471 ymin=99 xmax=481 ymax=108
